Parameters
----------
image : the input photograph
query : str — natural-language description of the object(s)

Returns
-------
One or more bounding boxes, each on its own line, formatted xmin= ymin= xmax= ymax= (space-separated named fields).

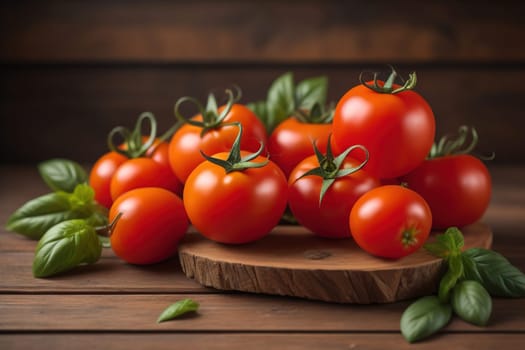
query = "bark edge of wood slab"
xmin=178 ymin=222 xmax=492 ymax=304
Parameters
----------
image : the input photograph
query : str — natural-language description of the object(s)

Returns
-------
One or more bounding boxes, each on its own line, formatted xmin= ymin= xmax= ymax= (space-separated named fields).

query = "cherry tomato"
xmin=109 ymin=187 xmax=188 ymax=264
xmin=402 ymin=155 xmax=491 ymax=229
xmin=169 ymin=104 xmax=267 ymax=183
xmin=89 ymin=152 xmax=127 ymax=208
xmin=349 ymin=185 xmax=432 ymax=259
xmin=90 ymin=138 xmax=183 ymax=208
xmin=332 ymin=77 xmax=435 ymax=179
xmin=110 ymin=157 xmax=182 ymax=201
xmin=183 ymin=151 xmax=287 ymax=244
xmin=288 ymin=155 xmax=380 ymax=239
xmin=268 ymin=117 xmax=332 ymax=177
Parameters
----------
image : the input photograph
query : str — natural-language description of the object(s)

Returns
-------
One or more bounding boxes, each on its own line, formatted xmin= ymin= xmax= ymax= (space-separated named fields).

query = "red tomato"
xmin=183 ymin=151 xmax=287 ymax=244
xmin=109 ymin=187 xmax=188 ymax=264
xmin=401 ymin=155 xmax=491 ymax=229
xmin=268 ymin=117 xmax=332 ymax=177
xmin=288 ymin=155 xmax=380 ymax=238
xmin=89 ymin=152 xmax=127 ymax=208
xmin=350 ymin=185 xmax=432 ymax=259
xmin=110 ymin=158 xmax=182 ymax=201
xmin=90 ymin=138 xmax=183 ymax=208
xmin=169 ymin=104 xmax=267 ymax=183
xmin=332 ymin=82 xmax=435 ymax=179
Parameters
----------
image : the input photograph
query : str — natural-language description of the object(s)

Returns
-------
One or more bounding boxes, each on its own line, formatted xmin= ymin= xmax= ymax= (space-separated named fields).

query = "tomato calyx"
xmin=296 ymin=136 xmax=369 ymax=205
xmin=95 ymin=212 xmax=122 ymax=238
xmin=428 ymin=125 xmax=495 ymax=160
xmin=107 ymin=112 xmax=178 ymax=159
xmin=200 ymin=122 xmax=268 ymax=173
xmin=401 ymin=226 xmax=420 ymax=249
xmin=293 ymin=102 xmax=334 ymax=124
xmin=359 ymin=65 xmax=417 ymax=94
xmin=174 ymin=87 xmax=241 ymax=136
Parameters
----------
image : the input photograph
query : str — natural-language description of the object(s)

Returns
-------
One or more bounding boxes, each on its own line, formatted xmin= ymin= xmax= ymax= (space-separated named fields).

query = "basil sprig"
xmin=6 ymin=159 xmax=107 ymax=240
xmin=33 ymin=219 xmax=102 ymax=278
xmin=38 ymin=158 xmax=88 ymax=193
xmin=401 ymin=227 xmax=525 ymax=343
xmin=157 ymin=299 xmax=200 ymax=323
xmin=400 ymin=296 xmax=452 ymax=342
xmin=247 ymin=72 xmax=329 ymax=133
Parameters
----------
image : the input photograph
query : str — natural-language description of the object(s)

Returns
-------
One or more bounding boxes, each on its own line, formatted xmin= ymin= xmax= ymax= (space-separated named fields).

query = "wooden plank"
xmin=1 ymin=66 xmax=524 ymax=163
xmin=0 ymin=251 xmax=211 ymax=293
xmin=0 ymin=238 xmax=522 ymax=294
xmin=0 ymin=294 xmax=524 ymax=332
xmin=1 ymin=1 xmax=524 ymax=63
xmin=1 ymin=334 xmax=525 ymax=350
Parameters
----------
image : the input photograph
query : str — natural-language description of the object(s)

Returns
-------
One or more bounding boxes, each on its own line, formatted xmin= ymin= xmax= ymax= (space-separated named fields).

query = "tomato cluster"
xmin=89 ymin=68 xmax=492 ymax=264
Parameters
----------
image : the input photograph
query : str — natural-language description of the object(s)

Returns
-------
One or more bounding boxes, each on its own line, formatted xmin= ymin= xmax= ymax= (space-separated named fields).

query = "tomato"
xmin=109 ymin=187 xmax=188 ymax=264
xmin=169 ymin=104 xmax=267 ymax=183
xmin=110 ymin=157 xmax=182 ymax=201
xmin=402 ymin=155 xmax=491 ymax=229
xmin=349 ymin=185 xmax=432 ymax=259
xmin=268 ymin=117 xmax=332 ymax=177
xmin=90 ymin=137 xmax=183 ymax=208
xmin=288 ymin=155 xmax=380 ymax=238
xmin=183 ymin=151 xmax=287 ymax=244
xmin=90 ymin=152 xmax=128 ymax=208
xmin=332 ymin=72 xmax=435 ymax=179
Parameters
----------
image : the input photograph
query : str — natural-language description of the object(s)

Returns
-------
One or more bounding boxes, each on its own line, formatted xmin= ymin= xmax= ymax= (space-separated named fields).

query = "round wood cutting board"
xmin=178 ymin=222 xmax=492 ymax=304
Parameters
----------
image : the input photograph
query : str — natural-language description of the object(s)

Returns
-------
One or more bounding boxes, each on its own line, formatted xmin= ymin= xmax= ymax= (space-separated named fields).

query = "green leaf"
xmin=6 ymin=192 xmax=77 ymax=239
xmin=424 ymin=241 xmax=450 ymax=258
xmin=266 ymin=72 xmax=295 ymax=132
xmin=461 ymin=253 xmax=482 ymax=281
xmin=295 ymin=76 xmax=328 ymax=110
xmin=438 ymin=254 xmax=464 ymax=303
xmin=157 ymin=299 xmax=200 ymax=323
xmin=446 ymin=227 xmax=465 ymax=250
xmin=400 ymin=295 xmax=452 ymax=343
xmin=425 ymin=227 xmax=465 ymax=259
xmin=38 ymin=159 xmax=88 ymax=193
xmin=68 ymin=183 xmax=96 ymax=212
xmin=247 ymin=101 xmax=268 ymax=123
xmin=32 ymin=219 xmax=102 ymax=278
xmin=463 ymin=248 xmax=525 ymax=297
xmin=452 ymin=280 xmax=492 ymax=326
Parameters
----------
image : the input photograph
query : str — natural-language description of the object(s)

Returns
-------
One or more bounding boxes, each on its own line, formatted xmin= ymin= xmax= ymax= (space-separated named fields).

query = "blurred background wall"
xmin=1 ymin=0 xmax=524 ymax=164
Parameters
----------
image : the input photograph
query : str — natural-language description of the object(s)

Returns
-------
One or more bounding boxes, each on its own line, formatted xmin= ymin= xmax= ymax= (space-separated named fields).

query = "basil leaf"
xmin=295 ymin=76 xmax=328 ymax=110
xmin=438 ymin=254 xmax=464 ymax=303
xmin=157 ymin=299 xmax=200 ymax=323
xmin=38 ymin=159 xmax=88 ymax=193
xmin=446 ymin=227 xmax=465 ymax=250
xmin=6 ymin=192 xmax=76 ymax=239
xmin=247 ymin=100 xmax=268 ymax=126
xmin=33 ymin=219 xmax=102 ymax=278
xmin=424 ymin=241 xmax=449 ymax=258
xmin=69 ymin=183 xmax=96 ymax=213
xmin=463 ymin=248 xmax=525 ymax=297
xmin=452 ymin=280 xmax=492 ymax=326
xmin=266 ymin=72 xmax=294 ymax=132
xmin=461 ymin=253 xmax=482 ymax=281
xmin=425 ymin=227 xmax=465 ymax=259
xmin=400 ymin=295 xmax=452 ymax=343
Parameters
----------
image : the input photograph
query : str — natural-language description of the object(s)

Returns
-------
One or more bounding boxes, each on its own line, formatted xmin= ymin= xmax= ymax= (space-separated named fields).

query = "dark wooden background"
xmin=1 ymin=0 xmax=524 ymax=164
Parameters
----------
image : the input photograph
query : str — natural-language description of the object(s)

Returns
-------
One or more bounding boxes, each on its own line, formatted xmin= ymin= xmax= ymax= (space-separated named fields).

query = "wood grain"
xmin=1 ymin=334 xmax=525 ymax=350
xmin=1 ymin=1 xmax=524 ymax=63
xmin=179 ymin=223 xmax=492 ymax=304
xmin=0 ymin=294 xmax=523 ymax=332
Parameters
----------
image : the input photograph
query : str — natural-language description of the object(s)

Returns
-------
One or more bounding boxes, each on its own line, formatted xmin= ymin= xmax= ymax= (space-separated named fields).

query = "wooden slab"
xmin=179 ymin=223 xmax=492 ymax=304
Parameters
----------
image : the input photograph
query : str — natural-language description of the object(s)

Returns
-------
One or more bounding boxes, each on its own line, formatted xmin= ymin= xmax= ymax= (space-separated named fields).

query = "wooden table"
xmin=1 ymin=165 xmax=524 ymax=349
